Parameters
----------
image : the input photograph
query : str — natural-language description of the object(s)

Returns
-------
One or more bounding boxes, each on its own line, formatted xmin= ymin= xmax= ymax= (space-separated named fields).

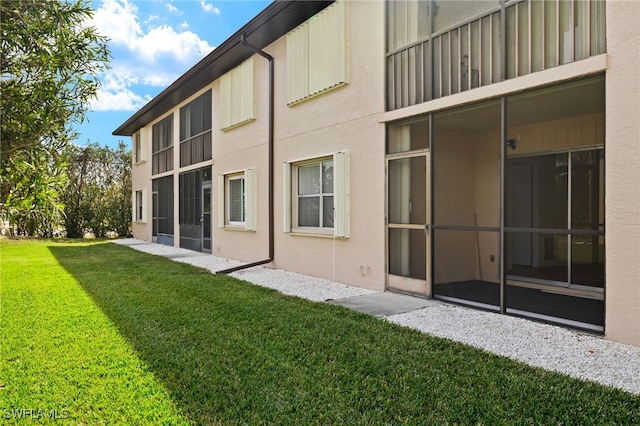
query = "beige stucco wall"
xmin=272 ymin=1 xmax=385 ymax=290
xmin=211 ymin=97 xmax=270 ymax=262
xmin=273 ymin=114 xmax=386 ymax=290
xmin=129 ymin=1 xmax=386 ymax=292
xmin=131 ymin=126 xmax=152 ymax=242
xmin=209 ymin=0 xmax=386 ymax=290
xmin=604 ymin=0 xmax=640 ymax=347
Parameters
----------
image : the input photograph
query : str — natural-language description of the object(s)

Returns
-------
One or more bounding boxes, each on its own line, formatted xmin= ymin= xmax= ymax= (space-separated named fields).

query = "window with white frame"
xmin=298 ymin=159 xmax=334 ymax=228
xmin=220 ymin=58 xmax=256 ymax=130
xmin=283 ymin=151 xmax=349 ymax=237
xmin=286 ymin=0 xmax=348 ymax=105
xmin=134 ymin=189 xmax=145 ymax=222
xmin=218 ymin=169 xmax=257 ymax=230
xmin=228 ymin=174 xmax=245 ymax=225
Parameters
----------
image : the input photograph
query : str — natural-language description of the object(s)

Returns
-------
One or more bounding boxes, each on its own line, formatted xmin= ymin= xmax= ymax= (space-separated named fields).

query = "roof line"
xmin=112 ymin=1 xmax=333 ymax=136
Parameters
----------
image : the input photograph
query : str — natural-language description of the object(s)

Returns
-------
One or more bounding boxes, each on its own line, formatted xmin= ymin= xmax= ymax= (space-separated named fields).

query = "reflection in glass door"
xmin=503 ymin=76 xmax=605 ymax=332
xmin=506 ymin=153 xmax=569 ymax=285
xmin=387 ymin=153 xmax=430 ymax=296
xmin=505 ymin=149 xmax=605 ymax=331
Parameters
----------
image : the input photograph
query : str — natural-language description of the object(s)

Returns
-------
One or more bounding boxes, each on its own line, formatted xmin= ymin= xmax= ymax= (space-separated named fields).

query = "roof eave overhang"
xmin=112 ymin=0 xmax=333 ymax=137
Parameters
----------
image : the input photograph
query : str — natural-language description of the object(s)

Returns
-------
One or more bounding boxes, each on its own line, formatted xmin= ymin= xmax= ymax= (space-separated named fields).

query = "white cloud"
xmin=88 ymin=0 xmax=215 ymax=112
xmin=136 ymin=25 xmax=211 ymax=63
xmin=92 ymin=0 xmax=212 ymax=61
xmin=92 ymin=87 xmax=150 ymax=112
xmin=200 ymin=1 xmax=220 ymax=15
xmin=165 ymin=2 xmax=178 ymax=13
xmin=90 ymin=71 xmax=151 ymax=111
xmin=91 ymin=0 xmax=141 ymax=45
xmin=145 ymin=15 xmax=160 ymax=25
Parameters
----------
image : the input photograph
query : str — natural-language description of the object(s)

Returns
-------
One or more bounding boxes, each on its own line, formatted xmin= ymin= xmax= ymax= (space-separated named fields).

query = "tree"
xmin=1 ymin=0 xmax=110 ymax=235
xmin=62 ymin=142 xmax=131 ymax=238
xmin=62 ymin=145 xmax=90 ymax=238
xmin=109 ymin=142 xmax=133 ymax=237
xmin=3 ymin=150 xmax=66 ymax=237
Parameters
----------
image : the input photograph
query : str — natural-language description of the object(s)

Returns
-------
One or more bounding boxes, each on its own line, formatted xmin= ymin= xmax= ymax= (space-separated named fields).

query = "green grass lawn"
xmin=1 ymin=239 xmax=638 ymax=425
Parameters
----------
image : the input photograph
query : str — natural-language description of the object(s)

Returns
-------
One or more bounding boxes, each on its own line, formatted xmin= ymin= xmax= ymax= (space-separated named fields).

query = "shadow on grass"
xmin=49 ymin=242 xmax=640 ymax=425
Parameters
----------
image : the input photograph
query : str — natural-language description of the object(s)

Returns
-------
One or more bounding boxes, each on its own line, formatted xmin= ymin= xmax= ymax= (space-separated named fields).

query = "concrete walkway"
xmin=113 ymin=239 xmax=640 ymax=395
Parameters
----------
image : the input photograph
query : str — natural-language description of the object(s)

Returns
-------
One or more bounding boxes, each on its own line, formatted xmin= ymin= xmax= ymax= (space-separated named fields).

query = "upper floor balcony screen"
xmin=386 ymin=0 xmax=606 ymax=110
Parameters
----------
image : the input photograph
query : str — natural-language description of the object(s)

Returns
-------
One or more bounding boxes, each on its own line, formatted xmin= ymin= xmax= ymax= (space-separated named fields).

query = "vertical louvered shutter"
xmin=244 ymin=168 xmax=257 ymax=231
xmin=309 ymin=0 xmax=347 ymax=95
xmin=220 ymin=58 xmax=256 ymax=130
xmin=286 ymin=1 xmax=347 ymax=105
xmin=283 ymin=162 xmax=292 ymax=233
xmin=217 ymin=174 xmax=225 ymax=228
xmin=333 ymin=151 xmax=350 ymax=238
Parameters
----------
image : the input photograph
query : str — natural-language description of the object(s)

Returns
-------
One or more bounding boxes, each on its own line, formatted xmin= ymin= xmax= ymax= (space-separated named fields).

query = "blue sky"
xmin=75 ymin=0 xmax=271 ymax=149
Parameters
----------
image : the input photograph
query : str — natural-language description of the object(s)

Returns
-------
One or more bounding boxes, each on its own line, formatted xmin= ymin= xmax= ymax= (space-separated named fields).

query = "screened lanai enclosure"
xmin=386 ymin=76 xmax=605 ymax=332
xmin=179 ymin=167 xmax=212 ymax=253
xmin=152 ymin=176 xmax=174 ymax=247
xmin=386 ymin=0 xmax=606 ymax=110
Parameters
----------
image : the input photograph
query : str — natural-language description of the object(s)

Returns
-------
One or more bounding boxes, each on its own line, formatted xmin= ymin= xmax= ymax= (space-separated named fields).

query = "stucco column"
xmin=605 ymin=0 xmax=640 ymax=346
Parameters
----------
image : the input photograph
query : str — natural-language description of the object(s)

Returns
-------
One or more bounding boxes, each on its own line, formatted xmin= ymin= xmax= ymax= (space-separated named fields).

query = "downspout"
xmin=217 ymin=34 xmax=274 ymax=274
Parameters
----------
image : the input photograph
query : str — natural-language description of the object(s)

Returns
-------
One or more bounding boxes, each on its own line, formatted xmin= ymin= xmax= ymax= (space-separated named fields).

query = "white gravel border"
xmin=114 ymin=239 xmax=376 ymax=301
xmin=114 ymin=239 xmax=640 ymax=395
xmin=387 ymin=305 xmax=640 ymax=395
xmin=230 ymin=267 xmax=377 ymax=301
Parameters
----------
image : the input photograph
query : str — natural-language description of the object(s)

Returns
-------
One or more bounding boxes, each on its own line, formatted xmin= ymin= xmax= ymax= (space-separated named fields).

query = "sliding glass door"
xmin=504 ymin=77 xmax=605 ymax=332
xmin=505 ymin=149 xmax=604 ymax=331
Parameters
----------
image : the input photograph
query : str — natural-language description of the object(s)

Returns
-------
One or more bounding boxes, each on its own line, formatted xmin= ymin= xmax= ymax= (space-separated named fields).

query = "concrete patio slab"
xmin=329 ymin=292 xmax=438 ymax=317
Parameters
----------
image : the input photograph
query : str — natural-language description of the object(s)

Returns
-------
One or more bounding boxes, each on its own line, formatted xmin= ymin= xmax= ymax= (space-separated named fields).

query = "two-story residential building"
xmin=114 ymin=0 xmax=640 ymax=348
